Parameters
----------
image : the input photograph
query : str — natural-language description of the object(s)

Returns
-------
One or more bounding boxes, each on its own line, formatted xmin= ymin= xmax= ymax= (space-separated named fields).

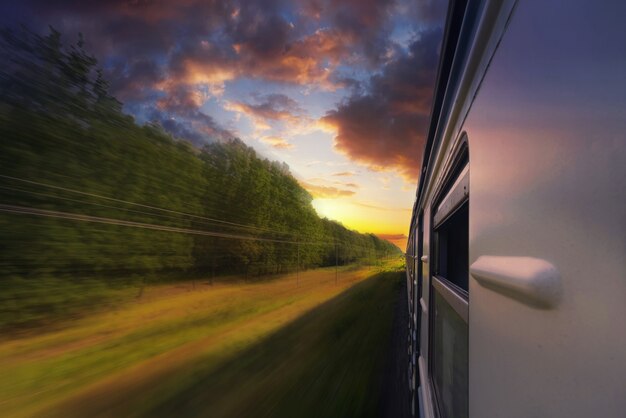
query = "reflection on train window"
xmin=432 ymin=289 xmax=468 ymax=418
xmin=430 ymin=152 xmax=469 ymax=418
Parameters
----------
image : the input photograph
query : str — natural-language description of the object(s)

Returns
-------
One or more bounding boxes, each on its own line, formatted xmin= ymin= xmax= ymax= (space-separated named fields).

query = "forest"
xmin=0 ymin=27 xmax=399 ymax=328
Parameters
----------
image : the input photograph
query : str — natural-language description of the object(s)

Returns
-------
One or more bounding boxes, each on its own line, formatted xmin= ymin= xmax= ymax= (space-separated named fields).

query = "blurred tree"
xmin=0 ymin=26 xmax=400 ymax=327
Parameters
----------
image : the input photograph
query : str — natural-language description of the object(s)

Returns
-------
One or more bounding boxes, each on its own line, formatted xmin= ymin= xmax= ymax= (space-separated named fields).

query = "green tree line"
xmin=0 ymin=27 xmax=399 ymax=327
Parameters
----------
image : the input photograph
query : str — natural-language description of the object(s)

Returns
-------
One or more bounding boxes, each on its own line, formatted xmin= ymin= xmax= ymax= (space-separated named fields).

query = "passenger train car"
xmin=405 ymin=1 xmax=626 ymax=417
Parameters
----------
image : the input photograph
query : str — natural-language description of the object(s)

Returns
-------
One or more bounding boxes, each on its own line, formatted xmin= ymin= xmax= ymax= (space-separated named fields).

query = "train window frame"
xmin=407 ymin=235 xmax=415 ymax=312
xmin=415 ymin=211 xmax=424 ymax=339
xmin=412 ymin=210 xmax=425 ymax=407
xmin=428 ymin=136 xmax=469 ymax=418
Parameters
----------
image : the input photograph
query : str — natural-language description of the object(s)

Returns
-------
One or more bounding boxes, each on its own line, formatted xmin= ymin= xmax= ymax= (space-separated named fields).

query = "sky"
xmin=1 ymin=0 xmax=448 ymax=249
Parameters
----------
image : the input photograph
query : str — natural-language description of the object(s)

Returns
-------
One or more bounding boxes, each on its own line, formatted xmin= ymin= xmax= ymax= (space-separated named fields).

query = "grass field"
xmin=0 ymin=261 xmax=403 ymax=417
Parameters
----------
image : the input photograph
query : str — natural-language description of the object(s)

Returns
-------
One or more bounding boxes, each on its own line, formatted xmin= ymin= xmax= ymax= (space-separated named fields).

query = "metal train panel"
xmin=407 ymin=0 xmax=626 ymax=417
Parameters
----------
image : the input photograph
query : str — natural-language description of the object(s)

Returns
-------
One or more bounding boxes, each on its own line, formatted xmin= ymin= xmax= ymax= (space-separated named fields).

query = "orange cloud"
xmin=292 ymin=28 xmax=354 ymax=65
xmin=332 ymin=171 xmax=355 ymax=177
xmin=300 ymin=181 xmax=356 ymax=198
xmin=166 ymin=35 xmax=342 ymax=92
xmin=353 ymin=202 xmax=411 ymax=212
xmin=376 ymin=233 xmax=407 ymax=250
xmin=335 ymin=182 xmax=358 ymax=188
xmin=260 ymin=136 xmax=294 ymax=150
xmin=225 ymin=93 xmax=315 ymax=136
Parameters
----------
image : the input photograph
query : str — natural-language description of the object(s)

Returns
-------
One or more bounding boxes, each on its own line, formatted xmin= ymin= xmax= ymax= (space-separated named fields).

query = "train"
xmin=404 ymin=1 xmax=626 ymax=417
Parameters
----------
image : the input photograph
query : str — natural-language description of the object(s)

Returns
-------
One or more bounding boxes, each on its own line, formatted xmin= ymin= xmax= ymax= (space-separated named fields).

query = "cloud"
xmin=306 ymin=177 xmax=359 ymax=192
xmin=300 ymin=0 xmax=398 ymax=65
xmin=225 ymin=93 xmax=307 ymax=131
xmin=377 ymin=233 xmax=407 ymax=240
xmin=335 ymin=182 xmax=358 ymax=188
xmin=321 ymin=29 xmax=442 ymax=181
xmin=332 ymin=171 xmax=355 ymax=177
xmin=260 ymin=135 xmax=294 ymax=150
xmin=16 ymin=0 xmax=402 ymax=94
xmin=156 ymin=84 xmax=208 ymax=113
xmin=300 ymin=181 xmax=356 ymax=198
xmin=353 ymin=202 xmax=411 ymax=212
xmin=108 ymin=58 xmax=164 ymax=102
xmin=147 ymin=107 xmax=233 ymax=145
xmin=414 ymin=0 xmax=449 ymax=27
xmin=376 ymin=233 xmax=407 ymax=249
xmin=168 ymin=39 xmax=236 ymax=82
xmin=137 ymin=83 xmax=232 ymax=144
xmin=156 ymin=4 xmax=351 ymax=91
xmin=6 ymin=0 xmax=444 ymax=156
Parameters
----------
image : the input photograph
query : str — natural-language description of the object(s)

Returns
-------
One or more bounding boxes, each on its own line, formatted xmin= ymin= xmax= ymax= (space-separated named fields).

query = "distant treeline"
xmin=0 ymin=26 xmax=399 ymax=292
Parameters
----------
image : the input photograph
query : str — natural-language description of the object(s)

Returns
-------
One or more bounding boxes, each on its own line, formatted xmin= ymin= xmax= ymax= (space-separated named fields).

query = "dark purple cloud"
xmin=301 ymin=0 xmax=397 ymax=65
xmin=228 ymin=93 xmax=304 ymax=124
xmin=150 ymin=84 xmax=232 ymax=143
xmin=6 ymin=0 xmax=404 ymax=89
xmin=322 ymin=29 xmax=442 ymax=181
xmin=108 ymin=58 xmax=164 ymax=102
xmin=147 ymin=106 xmax=232 ymax=145
xmin=0 ymin=0 xmax=445 ymax=153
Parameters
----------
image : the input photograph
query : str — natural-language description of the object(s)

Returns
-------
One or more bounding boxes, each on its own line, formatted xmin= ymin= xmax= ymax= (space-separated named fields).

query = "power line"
xmin=0 ymin=176 xmax=399 ymax=253
xmin=0 ymin=203 xmax=397 ymax=257
xmin=0 ymin=184 xmax=302 ymax=238
xmin=0 ymin=204 xmax=305 ymax=244
xmin=0 ymin=174 xmax=297 ymax=236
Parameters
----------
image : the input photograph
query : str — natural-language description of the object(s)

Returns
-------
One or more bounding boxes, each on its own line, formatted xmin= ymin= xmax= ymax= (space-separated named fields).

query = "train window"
xmin=430 ymin=142 xmax=469 ymax=418
xmin=434 ymin=202 xmax=469 ymax=292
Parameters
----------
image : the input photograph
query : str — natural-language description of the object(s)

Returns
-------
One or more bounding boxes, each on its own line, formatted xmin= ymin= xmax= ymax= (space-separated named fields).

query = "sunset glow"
xmin=1 ymin=0 xmax=447 ymax=248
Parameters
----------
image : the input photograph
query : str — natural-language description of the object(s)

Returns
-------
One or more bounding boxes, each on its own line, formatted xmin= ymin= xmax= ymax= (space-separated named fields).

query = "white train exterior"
xmin=405 ymin=1 xmax=626 ymax=417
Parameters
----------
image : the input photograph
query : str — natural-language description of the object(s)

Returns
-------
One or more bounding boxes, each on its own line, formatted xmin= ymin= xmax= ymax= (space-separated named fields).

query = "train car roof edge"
xmin=408 ymin=0 xmax=471 ymax=247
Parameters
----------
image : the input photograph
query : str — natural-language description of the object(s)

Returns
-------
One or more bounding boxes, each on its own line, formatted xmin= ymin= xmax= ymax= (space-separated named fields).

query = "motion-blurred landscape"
xmin=0 ymin=27 xmax=399 ymax=328
xmin=0 ymin=26 xmax=407 ymax=417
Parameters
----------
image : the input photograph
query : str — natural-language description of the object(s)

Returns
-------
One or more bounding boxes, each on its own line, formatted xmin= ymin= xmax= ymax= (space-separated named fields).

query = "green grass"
xmin=138 ymin=270 xmax=403 ymax=418
xmin=0 ymin=262 xmax=403 ymax=417
xmin=0 ymin=277 xmax=136 ymax=332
